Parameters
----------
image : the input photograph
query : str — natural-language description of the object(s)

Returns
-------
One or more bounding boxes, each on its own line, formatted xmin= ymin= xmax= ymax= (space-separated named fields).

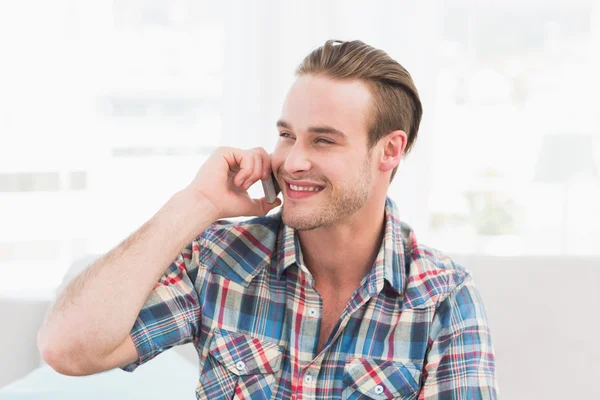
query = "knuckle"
xmin=252 ymin=147 xmax=268 ymax=156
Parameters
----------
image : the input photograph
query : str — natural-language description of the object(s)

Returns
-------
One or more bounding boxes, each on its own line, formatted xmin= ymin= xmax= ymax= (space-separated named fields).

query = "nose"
xmin=283 ymin=143 xmax=312 ymax=176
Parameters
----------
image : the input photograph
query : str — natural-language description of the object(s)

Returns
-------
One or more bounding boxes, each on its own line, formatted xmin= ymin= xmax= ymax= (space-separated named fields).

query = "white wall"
xmin=452 ymin=254 xmax=600 ymax=399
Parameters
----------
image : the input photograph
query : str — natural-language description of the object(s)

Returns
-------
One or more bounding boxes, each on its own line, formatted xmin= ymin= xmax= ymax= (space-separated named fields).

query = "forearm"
xmin=38 ymin=189 xmax=217 ymax=360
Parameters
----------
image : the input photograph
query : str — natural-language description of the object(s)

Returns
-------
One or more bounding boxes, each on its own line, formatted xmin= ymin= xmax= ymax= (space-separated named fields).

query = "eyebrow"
xmin=276 ymin=119 xmax=347 ymax=138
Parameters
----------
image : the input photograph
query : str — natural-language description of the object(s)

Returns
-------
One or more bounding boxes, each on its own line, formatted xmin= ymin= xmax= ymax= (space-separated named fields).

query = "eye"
xmin=279 ymin=132 xmax=295 ymax=139
xmin=315 ymin=137 xmax=334 ymax=145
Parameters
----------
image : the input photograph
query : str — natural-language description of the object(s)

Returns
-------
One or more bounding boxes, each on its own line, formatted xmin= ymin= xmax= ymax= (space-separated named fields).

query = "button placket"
xmin=302 ymin=367 xmax=318 ymax=385
xmin=303 ymin=373 xmax=313 ymax=384
xmin=297 ymin=287 xmax=322 ymax=365
xmin=298 ymin=366 xmax=320 ymax=400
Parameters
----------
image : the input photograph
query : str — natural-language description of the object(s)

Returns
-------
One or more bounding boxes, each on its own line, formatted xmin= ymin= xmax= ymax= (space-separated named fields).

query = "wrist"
xmin=177 ymin=187 xmax=220 ymax=223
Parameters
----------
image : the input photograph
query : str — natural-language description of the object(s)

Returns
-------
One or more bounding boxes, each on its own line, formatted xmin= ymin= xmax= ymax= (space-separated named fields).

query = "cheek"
xmin=270 ymin=145 xmax=287 ymax=173
xmin=317 ymin=159 xmax=346 ymax=183
xmin=328 ymin=156 xmax=369 ymax=185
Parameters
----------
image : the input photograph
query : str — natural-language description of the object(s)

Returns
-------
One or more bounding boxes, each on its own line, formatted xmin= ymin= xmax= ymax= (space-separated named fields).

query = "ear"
xmin=378 ymin=130 xmax=407 ymax=173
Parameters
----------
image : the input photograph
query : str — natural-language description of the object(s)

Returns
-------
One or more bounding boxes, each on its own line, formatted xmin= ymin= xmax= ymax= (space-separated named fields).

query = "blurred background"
xmin=0 ymin=0 xmax=598 ymax=398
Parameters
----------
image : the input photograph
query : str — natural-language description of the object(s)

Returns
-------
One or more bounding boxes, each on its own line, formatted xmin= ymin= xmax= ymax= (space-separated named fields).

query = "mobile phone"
xmin=261 ymin=172 xmax=281 ymax=204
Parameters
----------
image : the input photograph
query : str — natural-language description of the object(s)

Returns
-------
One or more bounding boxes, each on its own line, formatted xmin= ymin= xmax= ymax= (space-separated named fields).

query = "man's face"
xmin=271 ymin=74 xmax=376 ymax=230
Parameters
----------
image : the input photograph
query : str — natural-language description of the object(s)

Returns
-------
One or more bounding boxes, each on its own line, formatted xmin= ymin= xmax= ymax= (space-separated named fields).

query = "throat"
xmin=315 ymin=290 xmax=354 ymax=355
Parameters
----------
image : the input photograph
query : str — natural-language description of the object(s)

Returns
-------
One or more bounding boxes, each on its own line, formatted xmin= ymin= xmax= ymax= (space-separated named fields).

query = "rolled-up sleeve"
xmin=419 ymin=276 xmax=498 ymax=399
xmin=120 ymin=238 xmax=202 ymax=372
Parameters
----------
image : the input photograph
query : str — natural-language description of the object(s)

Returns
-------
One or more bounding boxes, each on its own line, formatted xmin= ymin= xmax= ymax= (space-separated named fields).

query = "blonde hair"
xmin=296 ymin=40 xmax=423 ymax=180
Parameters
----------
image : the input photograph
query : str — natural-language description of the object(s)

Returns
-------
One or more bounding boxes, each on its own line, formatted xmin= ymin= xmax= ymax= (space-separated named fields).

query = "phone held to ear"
xmin=262 ymin=172 xmax=281 ymax=204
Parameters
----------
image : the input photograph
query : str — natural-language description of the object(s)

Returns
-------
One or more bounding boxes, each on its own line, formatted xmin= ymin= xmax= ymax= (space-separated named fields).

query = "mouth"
xmin=283 ymin=179 xmax=326 ymax=200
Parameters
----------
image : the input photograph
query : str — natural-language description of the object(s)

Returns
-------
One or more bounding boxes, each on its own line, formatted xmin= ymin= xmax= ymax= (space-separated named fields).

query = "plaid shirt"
xmin=122 ymin=197 xmax=497 ymax=399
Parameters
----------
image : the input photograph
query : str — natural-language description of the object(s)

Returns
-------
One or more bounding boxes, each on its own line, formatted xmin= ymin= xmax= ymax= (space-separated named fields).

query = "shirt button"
xmin=304 ymin=373 xmax=313 ymax=384
xmin=374 ymin=385 xmax=384 ymax=394
xmin=236 ymin=361 xmax=246 ymax=371
xmin=308 ymin=308 xmax=317 ymax=317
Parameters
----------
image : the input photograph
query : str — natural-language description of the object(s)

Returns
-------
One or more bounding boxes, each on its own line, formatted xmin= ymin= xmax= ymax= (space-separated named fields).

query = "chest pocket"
xmin=197 ymin=328 xmax=283 ymax=400
xmin=342 ymin=357 xmax=422 ymax=400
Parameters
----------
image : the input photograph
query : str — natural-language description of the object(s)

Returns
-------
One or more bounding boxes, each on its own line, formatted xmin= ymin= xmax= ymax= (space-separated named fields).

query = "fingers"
xmin=221 ymin=147 xmax=271 ymax=195
xmin=229 ymin=149 xmax=254 ymax=187
xmin=229 ymin=147 xmax=271 ymax=190
xmin=244 ymin=151 xmax=263 ymax=190
xmin=252 ymin=147 xmax=272 ymax=181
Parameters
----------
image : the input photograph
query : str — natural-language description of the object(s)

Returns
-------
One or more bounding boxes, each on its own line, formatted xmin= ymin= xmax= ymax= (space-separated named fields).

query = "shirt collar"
xmin=274 ymin=197 xmax=408 ymax=296
xmin=274 ymin=216 xmax=303 ymax=280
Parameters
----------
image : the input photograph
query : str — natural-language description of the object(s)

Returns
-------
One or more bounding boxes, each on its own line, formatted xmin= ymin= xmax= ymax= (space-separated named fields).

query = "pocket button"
xmin=236 ymin=361 xmax=246 ymax=371
xmin=374 ymin=385 xmax=384 ymax=395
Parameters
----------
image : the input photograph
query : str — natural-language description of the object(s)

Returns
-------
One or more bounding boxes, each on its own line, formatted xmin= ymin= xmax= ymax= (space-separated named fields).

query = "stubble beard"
xmin=281 ymin=157 xmax=372 ymax=231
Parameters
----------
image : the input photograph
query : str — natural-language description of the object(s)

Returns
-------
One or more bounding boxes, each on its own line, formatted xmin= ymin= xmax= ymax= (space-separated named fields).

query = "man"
xmin=38 ymin=40 xmax=498 ymax=399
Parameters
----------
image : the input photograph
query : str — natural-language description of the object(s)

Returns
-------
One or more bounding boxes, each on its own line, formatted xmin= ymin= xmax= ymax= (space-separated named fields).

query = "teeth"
xmin=290 ymin=184 xmax=321 ymax=192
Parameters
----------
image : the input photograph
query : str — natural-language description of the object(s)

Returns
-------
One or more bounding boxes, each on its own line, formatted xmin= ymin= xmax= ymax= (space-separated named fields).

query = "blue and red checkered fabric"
xmin=121 ymin=197 xmax=497 ymax=399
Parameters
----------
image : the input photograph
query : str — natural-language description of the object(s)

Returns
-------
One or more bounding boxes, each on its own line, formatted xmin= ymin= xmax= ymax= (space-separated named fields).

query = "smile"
xmin=284 ymin=180 xmax=326 ymax=200
xmin=289 ymin=184 xmax=323 ymax=192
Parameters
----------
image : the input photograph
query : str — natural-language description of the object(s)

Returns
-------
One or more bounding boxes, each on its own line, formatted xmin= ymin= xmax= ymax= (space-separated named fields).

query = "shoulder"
xmin=195 ymin=213 xmax=283 ymax=285
xmin=400 ymin=222 xmax=471 ymax=309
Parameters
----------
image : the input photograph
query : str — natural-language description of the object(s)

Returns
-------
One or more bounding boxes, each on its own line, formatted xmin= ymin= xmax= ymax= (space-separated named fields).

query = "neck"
xmin=297 ymin=195 xmax=387 ymax=291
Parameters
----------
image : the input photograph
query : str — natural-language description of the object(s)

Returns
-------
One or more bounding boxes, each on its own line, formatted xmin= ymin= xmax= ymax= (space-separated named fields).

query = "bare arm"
xmin=37 ymin=147 xmax=280 ymax=376
xmin=37 ymin=189 xmax=218 ymax=375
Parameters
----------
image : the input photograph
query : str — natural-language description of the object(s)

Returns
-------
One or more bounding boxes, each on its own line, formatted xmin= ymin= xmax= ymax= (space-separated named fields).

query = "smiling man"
xmin=39 ymin=40 xmax=498 ymax=399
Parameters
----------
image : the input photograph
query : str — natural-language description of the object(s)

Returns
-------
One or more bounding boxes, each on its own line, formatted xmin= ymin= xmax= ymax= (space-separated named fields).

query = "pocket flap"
xmin=209 ymin=328 xmax=284 ymax=376
xmin=343 ymin=357 xmax=421 ymax=399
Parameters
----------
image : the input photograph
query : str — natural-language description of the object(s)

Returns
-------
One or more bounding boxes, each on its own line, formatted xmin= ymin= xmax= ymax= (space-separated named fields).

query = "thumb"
xmin=250 ymin=197 xmax=282 ymax=216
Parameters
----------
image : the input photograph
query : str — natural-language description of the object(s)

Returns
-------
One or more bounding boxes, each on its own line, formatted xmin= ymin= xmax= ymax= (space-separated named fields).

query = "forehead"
xmin=280 ymin=74 xmax=372 ymax=138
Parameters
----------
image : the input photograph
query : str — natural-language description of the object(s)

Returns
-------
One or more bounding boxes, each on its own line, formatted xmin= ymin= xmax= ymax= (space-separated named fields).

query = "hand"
xmin=184 ymin=146 xmax=282 ymax=220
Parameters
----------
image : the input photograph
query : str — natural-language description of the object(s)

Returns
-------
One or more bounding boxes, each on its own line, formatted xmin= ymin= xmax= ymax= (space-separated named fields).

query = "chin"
xmin=281 ymin=201 xmax=341 ymax=231
xmin=280 ymin=180 xmax=372 ymax=230
xmin=281 ymin=209 xmax=321 ymax=231
xmin=281 ymin=204 xmax=327 ymax=230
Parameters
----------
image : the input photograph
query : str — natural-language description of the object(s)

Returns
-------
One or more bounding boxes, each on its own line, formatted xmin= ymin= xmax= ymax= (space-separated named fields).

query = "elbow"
xmin=40 ymin=348 xmax=86 ymax=377
xmin=37 ymin=329 xmax=99 ymax=376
